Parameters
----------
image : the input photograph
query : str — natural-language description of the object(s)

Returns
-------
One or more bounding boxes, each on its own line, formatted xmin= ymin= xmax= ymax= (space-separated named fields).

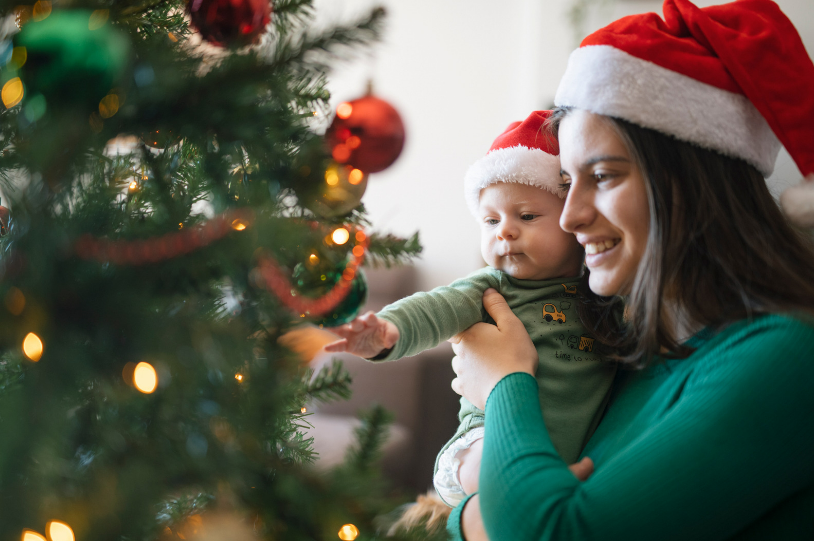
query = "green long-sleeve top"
xmin=447 ymin=314 xmax=814 ymax=540
xmin=375 ymin=267 xmax=616 ymax=472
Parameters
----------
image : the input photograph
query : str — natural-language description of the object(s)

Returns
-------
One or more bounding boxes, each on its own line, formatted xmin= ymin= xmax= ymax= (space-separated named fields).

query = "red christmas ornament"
xmin=188 ymin=0 xmax=272 ymax=47
xmin=325 ymin=94 xmax=405 ymax=174
xmin=0 ymin=202 xmax=9 ymax=237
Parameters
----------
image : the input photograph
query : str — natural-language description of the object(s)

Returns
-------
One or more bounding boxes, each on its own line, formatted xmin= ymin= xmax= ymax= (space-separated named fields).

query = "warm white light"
xmin=21 ymin=531 xmax=46 ymax=541
xmin=336 ymin=102 xmax=353 ymax=119
xmin=231 ymin=219 xmax=247 ymax=231
xmin=133 ymin=362 xmax=158 ymax=393
xmin=348 ymin=169 xmax=364 ymax=185
xmin=22 ymin=332 xmax=43 ymax=362
xmin=325 ymin=168 xmax=339 ymax=186
xmin=47 ymin=521 xmax=75 ymax=541
xmin=338 ymin=524 xmax=359 ymax=540
xmin=331 ymin=228 xmax=350 ymax=245
xmin=301 ymin=407 xmax=307 ymax=414
xmin=235 ymin=373 xmax=243 ymax=382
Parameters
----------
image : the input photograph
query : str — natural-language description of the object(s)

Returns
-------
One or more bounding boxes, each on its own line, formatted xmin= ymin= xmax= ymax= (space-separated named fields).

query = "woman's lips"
xmin=583 ymin=239 xmax=620 ymax=267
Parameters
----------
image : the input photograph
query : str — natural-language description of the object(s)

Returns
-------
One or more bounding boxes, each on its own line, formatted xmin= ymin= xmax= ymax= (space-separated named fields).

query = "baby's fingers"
xmin=323 ymin=338 xmax=349 ymax=352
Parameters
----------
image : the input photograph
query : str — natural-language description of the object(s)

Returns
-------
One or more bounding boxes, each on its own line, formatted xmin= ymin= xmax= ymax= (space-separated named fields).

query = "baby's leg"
xmin=457 ymin=436 xmax=484 ymax=494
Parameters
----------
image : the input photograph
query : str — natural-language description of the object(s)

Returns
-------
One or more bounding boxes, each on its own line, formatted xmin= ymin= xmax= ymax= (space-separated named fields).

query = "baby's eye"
xmin=521 ymin=214 xmax=537 ymax=221
xmin=558 ymin=182 xmax=571 ymax=193
xmin=485 ymin=218 xmax=499 ymax=225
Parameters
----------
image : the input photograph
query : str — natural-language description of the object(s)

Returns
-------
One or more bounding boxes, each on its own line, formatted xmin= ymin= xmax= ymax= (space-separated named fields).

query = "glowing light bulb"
xmin=2 ymin=77 xmax=24 ymax=108
xmin=346 ymin=136 xmax=361 ymax=150
xmin=309 ymin=253 xmax=319 ymax=265
xmin=301 ymin=407 xmax=307 ymax=414
xmin=129 ymin=180 xmax=138 ymax=191
xmin=352 ymin=245 xmax=364 ymax=257
xmin=22 ymin=333 xmax=43 ymax=362
xmin=231 ymin=219 xmax=247 ymax=231
xmin=235 ymin=373 xmax=243 ymax=382
xmin=21 ymin=530 xmax=46 ymax=541
xmin=47 ymin=521 xmax=75 ymax=541
xmin=133 ymin=362 xmax=158 ymax=393
xmin=338 ymin=524 xmax=359 ymax=540
xmin=178 ymin=223 xmax=184 ymax=229
xmin=98 ymin=93 xmax=119 ymax=119
xmin=348 ymin=169 xmax=364 ymax=185
xmin=355 ymin=231 xmax=366 ymax=242
xmin=336 ymin=102 xmax=353 ymax=119
xmin=331 ymin=228 xmax=350 ymax=245
xmin=325 ymin=168 xmax=339 ymax=186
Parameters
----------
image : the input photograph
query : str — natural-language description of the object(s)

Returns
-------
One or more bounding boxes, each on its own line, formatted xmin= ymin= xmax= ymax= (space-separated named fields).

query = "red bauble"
xmin=325 ymin=95 xmax=406 ymax=174
xmin=188 ymin=0 xmax=272 ymax=47
xmin=0 ymin=204 xmax=8 ymax=236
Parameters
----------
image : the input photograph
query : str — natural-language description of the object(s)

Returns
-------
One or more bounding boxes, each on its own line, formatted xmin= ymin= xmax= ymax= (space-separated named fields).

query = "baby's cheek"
xmin=480 ymin=236 xmax=497 ymax=266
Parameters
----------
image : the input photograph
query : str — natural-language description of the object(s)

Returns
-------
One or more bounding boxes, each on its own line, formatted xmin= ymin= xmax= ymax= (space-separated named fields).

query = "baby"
xmin=325 ymin=110 xmax=616 ymax=506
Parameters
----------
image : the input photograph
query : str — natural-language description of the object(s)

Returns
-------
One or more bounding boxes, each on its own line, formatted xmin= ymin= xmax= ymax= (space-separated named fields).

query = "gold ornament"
xmin=308 ymin=163 xmax=368 ymax=218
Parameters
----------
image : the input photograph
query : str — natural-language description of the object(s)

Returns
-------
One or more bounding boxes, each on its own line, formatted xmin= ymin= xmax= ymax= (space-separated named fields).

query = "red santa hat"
xmin=464 ymin=110 xmax=562 ymax=216
xmin=554 ymin=0 xmax=814 ymax=179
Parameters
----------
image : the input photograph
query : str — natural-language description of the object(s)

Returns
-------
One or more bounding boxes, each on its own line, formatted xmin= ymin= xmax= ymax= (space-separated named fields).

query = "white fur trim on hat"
xmin=464 ymin=145 xmax=562 ymax=216
xmin=554 ymin=45 xmax=781 ymax=177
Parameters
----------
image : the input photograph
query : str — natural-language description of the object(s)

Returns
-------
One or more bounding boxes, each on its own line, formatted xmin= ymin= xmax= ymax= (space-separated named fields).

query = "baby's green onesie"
xmin=374 ymin=266 xmax=616 ymax=504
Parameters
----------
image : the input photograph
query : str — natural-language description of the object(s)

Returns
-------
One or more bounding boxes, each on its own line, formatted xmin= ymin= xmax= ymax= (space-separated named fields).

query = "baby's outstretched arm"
xmin=324 ymin=311 xmax=400 ymax=359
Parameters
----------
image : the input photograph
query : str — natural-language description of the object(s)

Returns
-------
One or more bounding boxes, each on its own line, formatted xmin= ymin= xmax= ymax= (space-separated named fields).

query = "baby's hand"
xmin=323 ymin=311 xmax=400 ymax=359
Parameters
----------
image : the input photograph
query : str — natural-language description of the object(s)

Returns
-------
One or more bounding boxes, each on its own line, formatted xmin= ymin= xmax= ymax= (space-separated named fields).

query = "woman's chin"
xmin=588 ymin=272 xmax=627 ymax=297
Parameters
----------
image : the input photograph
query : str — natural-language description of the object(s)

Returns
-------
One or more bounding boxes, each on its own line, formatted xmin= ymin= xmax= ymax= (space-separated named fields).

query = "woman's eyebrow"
xmin=581 ymin=155 xmax=630 ymax=168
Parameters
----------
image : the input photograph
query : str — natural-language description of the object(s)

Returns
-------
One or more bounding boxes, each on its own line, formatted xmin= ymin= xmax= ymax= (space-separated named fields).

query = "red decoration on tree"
xmin=187 ymin=0 xmax=272 ymax=47
xmin=325 ymin=93 xmax=405 ymax=173
xmin=0 ymin=200 xmax=9 ymax=237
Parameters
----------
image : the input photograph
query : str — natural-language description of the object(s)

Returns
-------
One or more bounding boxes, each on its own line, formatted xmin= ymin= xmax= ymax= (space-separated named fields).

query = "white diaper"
xmin=432 ymin=427 xmax=485 ymax=506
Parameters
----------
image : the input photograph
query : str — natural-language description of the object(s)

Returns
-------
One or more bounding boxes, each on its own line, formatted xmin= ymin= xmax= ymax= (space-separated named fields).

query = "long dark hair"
xmin=551 ymin=107 xmax=814 ymax=365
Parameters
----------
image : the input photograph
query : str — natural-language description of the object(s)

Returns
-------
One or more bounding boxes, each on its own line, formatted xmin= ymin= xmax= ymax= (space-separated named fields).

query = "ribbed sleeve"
xmin=477 ymin=315 xmax=814 ymax=541
xmin=375 ymin=268 xmax=499 ymax=361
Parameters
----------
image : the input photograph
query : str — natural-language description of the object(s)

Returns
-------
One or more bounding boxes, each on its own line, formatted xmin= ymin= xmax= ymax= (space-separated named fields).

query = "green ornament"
xmin=315 ymin=269 xmax=368 ymax=327
xmin=15 ymin=10 xmax=131 ymax=106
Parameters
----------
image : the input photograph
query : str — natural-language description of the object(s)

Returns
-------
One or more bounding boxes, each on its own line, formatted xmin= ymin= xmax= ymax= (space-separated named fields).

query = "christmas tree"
xmin=0 ymin=0 xmax=436 ymax=538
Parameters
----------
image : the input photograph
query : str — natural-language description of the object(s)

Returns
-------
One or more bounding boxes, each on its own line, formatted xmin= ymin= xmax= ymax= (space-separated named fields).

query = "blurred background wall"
xmin=316 ymin=0 xmax=814 ymax=292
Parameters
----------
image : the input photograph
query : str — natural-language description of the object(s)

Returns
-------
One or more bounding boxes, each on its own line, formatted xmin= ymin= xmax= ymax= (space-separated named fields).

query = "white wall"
xmin=319 ymin=0 xmax=814 ymax=291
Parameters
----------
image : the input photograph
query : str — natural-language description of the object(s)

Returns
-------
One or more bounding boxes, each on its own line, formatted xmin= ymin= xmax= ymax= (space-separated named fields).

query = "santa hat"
xmin=554 ymin=0 xmax=814 ymax=179
xmin=464 ymin=110 xmax=562 ymax=216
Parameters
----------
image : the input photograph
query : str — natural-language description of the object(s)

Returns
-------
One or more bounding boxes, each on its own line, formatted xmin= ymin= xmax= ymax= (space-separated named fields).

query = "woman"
xmin=446 ymin=0 xmax=814 ymax=539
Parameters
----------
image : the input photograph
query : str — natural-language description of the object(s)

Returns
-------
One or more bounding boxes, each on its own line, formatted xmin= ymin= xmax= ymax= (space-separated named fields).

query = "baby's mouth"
xmin=584 ymin=239 xmax=619 ymax=255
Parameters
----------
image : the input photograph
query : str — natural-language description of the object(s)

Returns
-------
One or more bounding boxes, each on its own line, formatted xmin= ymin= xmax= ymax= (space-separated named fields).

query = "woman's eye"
xmin=558 ymin=182 xmax=571 ymax=193
xmin=594 ymin=172 xmax=613 ymax=182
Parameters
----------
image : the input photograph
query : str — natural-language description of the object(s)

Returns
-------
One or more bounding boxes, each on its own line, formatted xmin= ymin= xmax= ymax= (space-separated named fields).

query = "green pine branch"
xmin=365 ymin=232 xmax=422 ymax=268
xmin=344 ymin=404 xmax=393 ymax=472
xmin=302 ymin=358 xmax=353 ymax=404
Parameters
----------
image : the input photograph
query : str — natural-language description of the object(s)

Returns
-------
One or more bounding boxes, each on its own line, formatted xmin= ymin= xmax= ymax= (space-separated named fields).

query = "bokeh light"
xmin=99 ymin=93 xmax=119 ymax=118
xmin=231 ymin=219 xmax=247 ymax=231
xmin=21 ymin=530 xmax=46 ymax=541
xmin=331 ymin=228 xmax=350 ymax=245
xmin=22 ymin=333 xmax=43 ymax=362
xmin=301 ymin=406 xmax=307 ymax=413
xmin=348 ymin=169 xmax=364 ymax=185
xmin=346 ymin=136 xmax=361 ymax=150
xmin=355 ymin=231 xmax=366 ymax=243
xmin=235 ymin=373 xmax=243 ymax=382
xmin=46 ymin=521 xmax=75 ymax=541
xmin=2 ymin=78 xmax=24 ymax=109
xmin=88 ymin=9 xmax=109 ymax=30
xmin=336 ymin=102 xmax=353 ymax=119
xmin=129 ymin=180 xmax=138 ymax=191
xmin=338 ymin=524 xmax=359 ymax=540
xmin=133 ymin=362 xmax=158 ymax=393
xmin=332 ymin=144 xmax=351 ymax=163
xmin=325 ymin=168 xmax=339 ymax=186
xmin=5 ymin=287 xmax=26 ymax=315
xmin=32 ymin=1 xmax=51 ymax=21
xmin=352 ymin=245 xmax=364 ymax=257
xmin=309 ymin=253 xmax=319 ymax=265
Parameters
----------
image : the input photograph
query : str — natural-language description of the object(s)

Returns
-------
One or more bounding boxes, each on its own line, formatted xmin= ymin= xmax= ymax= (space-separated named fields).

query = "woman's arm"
xmin=452 ymin=292 xmax=814 ymax=540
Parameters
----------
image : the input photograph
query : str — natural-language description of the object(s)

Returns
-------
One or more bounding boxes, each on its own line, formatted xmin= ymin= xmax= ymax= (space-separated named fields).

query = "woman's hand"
xmin=449 ymin=289 xmax=537 ymax=410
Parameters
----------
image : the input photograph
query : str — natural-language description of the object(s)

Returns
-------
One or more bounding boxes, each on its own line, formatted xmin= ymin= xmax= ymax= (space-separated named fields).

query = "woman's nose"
xmin=560 ymin=181 xmax=595 ymax=233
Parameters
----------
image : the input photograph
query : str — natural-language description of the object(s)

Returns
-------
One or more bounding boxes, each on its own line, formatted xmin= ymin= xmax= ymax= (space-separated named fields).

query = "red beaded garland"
xmin=187 ymin=0 xmax=272 ymax=47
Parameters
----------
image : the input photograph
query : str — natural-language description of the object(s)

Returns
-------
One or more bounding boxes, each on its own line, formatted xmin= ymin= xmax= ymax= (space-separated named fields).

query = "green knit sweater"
xmin=448 ymin=314 xmax=814 ymax=540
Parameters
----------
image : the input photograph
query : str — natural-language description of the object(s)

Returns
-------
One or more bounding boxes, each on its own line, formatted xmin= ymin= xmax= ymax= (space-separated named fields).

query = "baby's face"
xmin=478 ymin=183 xmax=584 ymax=280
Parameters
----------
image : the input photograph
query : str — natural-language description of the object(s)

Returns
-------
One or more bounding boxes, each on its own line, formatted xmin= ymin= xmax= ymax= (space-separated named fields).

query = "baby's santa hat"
xmin=554 ymin=0 xmax=814 ymax=179
xmin=464 ymin=110 xmax=562 ymax=216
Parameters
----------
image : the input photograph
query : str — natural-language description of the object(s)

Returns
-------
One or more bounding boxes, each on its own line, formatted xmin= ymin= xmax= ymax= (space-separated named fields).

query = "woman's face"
xmin=558 ymin=110 xmax=650 ymax=296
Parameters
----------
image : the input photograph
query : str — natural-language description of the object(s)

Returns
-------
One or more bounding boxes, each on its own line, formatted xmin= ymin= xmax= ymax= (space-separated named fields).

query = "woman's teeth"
xmin=585 ymin=239 xmax=618 ymax=255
